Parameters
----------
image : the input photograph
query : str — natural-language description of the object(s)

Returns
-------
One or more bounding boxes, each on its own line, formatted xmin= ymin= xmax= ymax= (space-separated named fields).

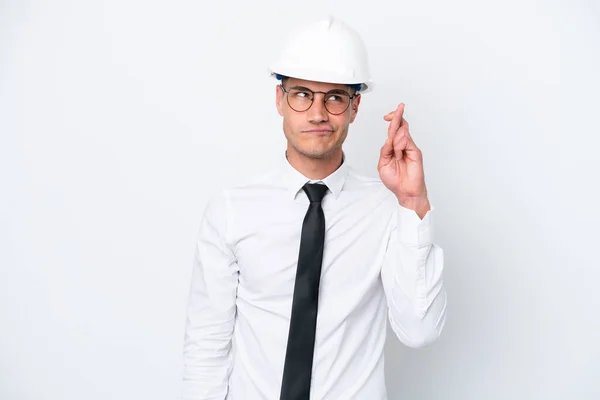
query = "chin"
xmin=286 ymin=132 xmax=344 ymax=160
xmin=296 ymin=145 xmax=337 ymax=159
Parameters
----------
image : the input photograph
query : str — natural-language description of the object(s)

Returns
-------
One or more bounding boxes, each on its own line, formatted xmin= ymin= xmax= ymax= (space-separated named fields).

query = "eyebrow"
xmin=289 ymin=86 xmax=314 ymax=92
xmin=289 ymin=85 xmax=349 ymax=94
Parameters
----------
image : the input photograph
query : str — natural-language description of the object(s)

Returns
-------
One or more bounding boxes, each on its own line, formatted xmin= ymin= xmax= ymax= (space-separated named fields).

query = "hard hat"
xmin=269 ymin=16 xmax=374 ymax=93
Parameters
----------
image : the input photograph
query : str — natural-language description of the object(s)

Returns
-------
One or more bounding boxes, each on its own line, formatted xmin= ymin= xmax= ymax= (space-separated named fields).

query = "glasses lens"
xmin=287 ymin=88 xmax=313 ymax=112
xmin=324 ymin=91 xmax=351 ymax=115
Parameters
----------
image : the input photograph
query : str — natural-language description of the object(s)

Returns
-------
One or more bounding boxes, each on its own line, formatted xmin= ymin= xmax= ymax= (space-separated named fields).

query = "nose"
xmin=307 ymin=93 xmax=329 ymax=124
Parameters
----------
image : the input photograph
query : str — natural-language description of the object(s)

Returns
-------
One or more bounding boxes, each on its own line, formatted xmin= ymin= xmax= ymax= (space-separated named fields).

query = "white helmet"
xmin=269 ymin=16 xmax=374 ymax=93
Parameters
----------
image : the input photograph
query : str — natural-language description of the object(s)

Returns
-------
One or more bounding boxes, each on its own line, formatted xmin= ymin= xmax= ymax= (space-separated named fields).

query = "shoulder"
xmin=206 ymin=166 xmax=283 ymax=207
xmin=346 ymin=165 xmax=394 ymax=198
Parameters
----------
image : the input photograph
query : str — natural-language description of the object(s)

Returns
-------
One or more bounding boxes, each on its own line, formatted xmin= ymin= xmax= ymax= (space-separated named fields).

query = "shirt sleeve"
xmin=380 ymin=202 xmax=447 ymax=348
xmin=182 ymin=189 xmax=239 ymax=400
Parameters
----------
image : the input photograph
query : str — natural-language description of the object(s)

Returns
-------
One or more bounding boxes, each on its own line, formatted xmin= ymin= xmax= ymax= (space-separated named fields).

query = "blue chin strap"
xmin=275 ymin=74 xmax=361 ymax=93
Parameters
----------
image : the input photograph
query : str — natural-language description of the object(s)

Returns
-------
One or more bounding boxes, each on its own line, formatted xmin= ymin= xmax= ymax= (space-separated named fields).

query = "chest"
xmin=230 ymin=192 xmax=395 ymax=301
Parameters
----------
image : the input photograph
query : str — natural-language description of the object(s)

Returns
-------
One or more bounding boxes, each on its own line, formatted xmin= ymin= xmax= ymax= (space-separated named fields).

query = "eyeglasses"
xmin=280 ymin=84 xmax=357 ymax=115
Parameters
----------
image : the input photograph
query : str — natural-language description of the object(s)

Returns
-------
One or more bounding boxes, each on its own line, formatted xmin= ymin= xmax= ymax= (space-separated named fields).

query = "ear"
xmin=349 ymin=93 xmax=361 ymax=123
xmin=276 ymin=85 xmax=284 ymax=116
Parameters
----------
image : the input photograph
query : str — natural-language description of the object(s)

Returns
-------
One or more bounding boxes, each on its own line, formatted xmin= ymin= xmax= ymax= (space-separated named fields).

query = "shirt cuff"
xmin=397 ymin=203 xmax=435 ymax=247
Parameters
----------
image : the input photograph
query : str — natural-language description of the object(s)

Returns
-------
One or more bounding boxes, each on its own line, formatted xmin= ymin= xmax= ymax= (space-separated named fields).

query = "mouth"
xmin=303 ymin=129 xmax=334 ymax=135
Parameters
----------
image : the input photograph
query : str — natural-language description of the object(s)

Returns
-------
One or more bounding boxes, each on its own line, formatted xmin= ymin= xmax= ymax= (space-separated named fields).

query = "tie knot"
xmin=303 ymin=183 xmax=328 ymax=203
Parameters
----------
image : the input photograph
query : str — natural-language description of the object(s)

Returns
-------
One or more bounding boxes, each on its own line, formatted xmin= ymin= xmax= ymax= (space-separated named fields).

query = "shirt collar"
xmin=280 ymin=150 xmax=349 ymax=200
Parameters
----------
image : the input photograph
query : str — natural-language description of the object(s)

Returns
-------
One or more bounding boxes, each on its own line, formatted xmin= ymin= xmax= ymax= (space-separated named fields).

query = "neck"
xmin=286 ymin=146 xmax=343 ymax=180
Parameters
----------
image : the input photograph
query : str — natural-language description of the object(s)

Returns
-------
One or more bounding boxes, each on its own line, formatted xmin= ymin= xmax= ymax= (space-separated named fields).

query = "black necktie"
xmin=279 ymin=183 xmax=329 ymax=400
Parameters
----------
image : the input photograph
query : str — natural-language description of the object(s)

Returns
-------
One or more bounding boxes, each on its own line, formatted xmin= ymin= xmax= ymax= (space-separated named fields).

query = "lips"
xmin=304 ymin=129 xmax=334 ymax=135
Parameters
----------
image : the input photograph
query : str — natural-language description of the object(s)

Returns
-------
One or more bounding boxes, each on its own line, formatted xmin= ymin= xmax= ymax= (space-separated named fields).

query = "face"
xmin=276 ymin=78 xmax=361 ymax=160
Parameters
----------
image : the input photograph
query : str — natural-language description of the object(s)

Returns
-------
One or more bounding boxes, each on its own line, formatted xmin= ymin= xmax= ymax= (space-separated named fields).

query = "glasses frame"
xmin=279 ymin=84 xmax=358 ymax=115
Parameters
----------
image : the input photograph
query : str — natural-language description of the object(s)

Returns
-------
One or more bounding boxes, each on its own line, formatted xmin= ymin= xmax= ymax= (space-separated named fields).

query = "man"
xmin=182 ymin=16 xmax=447 ymax=400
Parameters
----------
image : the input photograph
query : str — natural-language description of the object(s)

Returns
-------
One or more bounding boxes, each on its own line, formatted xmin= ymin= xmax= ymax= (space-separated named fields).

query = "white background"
xmin=1 ymin=0 xmax=599 ymax=399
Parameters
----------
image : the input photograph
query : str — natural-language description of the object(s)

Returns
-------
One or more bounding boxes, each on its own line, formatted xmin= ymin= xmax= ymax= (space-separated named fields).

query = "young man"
xmin=182 ymin=16 xmax=447 ymax=400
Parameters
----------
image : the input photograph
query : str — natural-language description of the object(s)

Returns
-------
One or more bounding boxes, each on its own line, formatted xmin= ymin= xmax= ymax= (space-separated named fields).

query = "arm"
xmin=182 ymin=189 xmax=239 ymax=399
xmin=378 ymin=103 xmax=446 ymax=348
xmin=380 ymin=201 xmax=447 ymax=348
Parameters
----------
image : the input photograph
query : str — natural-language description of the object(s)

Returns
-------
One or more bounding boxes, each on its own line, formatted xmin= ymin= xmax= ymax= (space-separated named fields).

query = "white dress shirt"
xmin=182 ymin=151 xmax=447 ymax=400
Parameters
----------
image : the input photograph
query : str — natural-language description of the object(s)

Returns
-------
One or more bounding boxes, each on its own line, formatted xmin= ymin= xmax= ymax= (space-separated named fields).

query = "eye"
xmin=297 ymin=92 xmax=309 ymax=98
xmin=326 ymin=92 xmax=348 ymax=103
